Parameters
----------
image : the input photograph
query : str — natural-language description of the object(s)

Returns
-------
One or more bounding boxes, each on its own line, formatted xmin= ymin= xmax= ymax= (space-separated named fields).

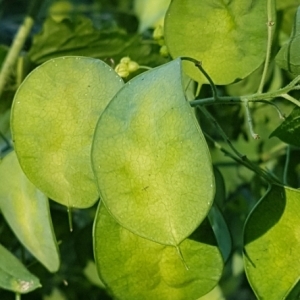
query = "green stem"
xmin=15 ymin=293 xmax=21 ymax=300
xmin=199 ymin=106 xmax=245 ymax=158
xmin=283 ymin=145 xmax=291 ymax=186
xmin=0 ymin=0 xmax=43 ymax=99
xmin=244 ymin=101 xmax=260 ymax=139
xmin=67 ymin=207 xmax=73 ymax=232
xmin=281 ymin=93 xmax=300 ymax=107
xmin=257 ymin=0 xmax=276 ymax=93
xmin=190 ymin=75 xmax=300 ymax=106
xmin=181 ymin=57 xmax=219 ymax=100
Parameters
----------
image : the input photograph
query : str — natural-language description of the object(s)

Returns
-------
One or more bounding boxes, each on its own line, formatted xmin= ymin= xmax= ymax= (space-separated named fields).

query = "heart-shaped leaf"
xmin=0 ymin=151 xmax=60 ymax=272
xmin=92 ymin=58 xmax=215 ymax=245
xmin=93 ymin=203 xmax=223 ymax=300
xmin=11 ymin=56 xmax=123 ymax=208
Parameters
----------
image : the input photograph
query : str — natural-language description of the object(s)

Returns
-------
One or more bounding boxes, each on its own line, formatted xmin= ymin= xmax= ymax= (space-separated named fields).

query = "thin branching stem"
xmin=281 ymin=93 xmax=300 ymax=107
xmin=199 ymin=106 xmax=245 ymax=158
xmin=257 ymin=0 xmax=276 ymax=93
xmin=244 ymin=101 xmax=260 ymax=140
xmin=181 ymin=57 xmax=219 ymax=100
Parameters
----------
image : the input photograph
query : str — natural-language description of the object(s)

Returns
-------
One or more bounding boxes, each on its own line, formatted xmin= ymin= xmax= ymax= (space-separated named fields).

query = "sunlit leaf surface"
xmin=92 ymin=59 xmax=215 ymax=245
xmin=11 ymin=56 xmax=123 ymax=208
xmin=164 ymin=0 xmax=272 ymax=84
xmin=0 ymin=151 xmax=60 ymax=272
xmin=93 ymin=203 xmax=223 ymax=300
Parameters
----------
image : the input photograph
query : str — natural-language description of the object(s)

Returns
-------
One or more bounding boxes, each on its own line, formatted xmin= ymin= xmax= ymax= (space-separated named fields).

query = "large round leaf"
xmin=244 ymin=185 xmax=300 ymax=299
xmin=92 ymin=58 xmax=215 ymax=246
xmin=0 ymin=151 xmax=60 ymax=272
xmin=164 ymin=0 xmax=272 ymax=84
xmin=11 ymin=56 xmax=123 ymax=208
xmin=93 ymin=203 xmax=223 ymax=300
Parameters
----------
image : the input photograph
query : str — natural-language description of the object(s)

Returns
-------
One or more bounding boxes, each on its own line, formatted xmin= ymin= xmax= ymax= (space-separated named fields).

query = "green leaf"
xmin=0 ymin=151 xmax=60 ymax=272
xmin=208 ymin=204 xmax=231 ymax=262
xmin=243 ymin=185 xmax=300 ymax=299
xmin=270 ymin=106 xmax=300 ymax=147
xmin=164 ymin=0 xmax=272 ymax=85
xmin=11 ymin=56 xmax=123 ymax=208
xmin=93 ymin=203 xmax=223 ymax=300
xmin=276 ymin=6 xmax=300 ymax=75
xmin=28 ymin=16 xmax=167 ymax=68
xmin=0 ymin=244 xmax=41 ymax=294
xmin=92 ymin=58 xmax=215 ymax=245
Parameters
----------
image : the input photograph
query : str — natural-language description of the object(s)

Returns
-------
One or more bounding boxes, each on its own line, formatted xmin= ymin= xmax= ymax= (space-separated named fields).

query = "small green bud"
xmin=153 ymin=25 xmax=164 ymax=41
xmin=120 ymin=57 xmax=131 ymax=64
xmin=128 ymin=61 xmax=139 ymax=73
xmin=160 ymin=45 xmax=169 ymax=57
xmin=115 ymin=63 xmax=129 ymax=78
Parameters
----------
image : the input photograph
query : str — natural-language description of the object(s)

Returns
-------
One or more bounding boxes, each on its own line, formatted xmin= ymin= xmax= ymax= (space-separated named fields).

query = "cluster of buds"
xmin=115 ymin=57 xmax=139 ymax=78
xmin=153 ymin=25 xmax=169 ymax=57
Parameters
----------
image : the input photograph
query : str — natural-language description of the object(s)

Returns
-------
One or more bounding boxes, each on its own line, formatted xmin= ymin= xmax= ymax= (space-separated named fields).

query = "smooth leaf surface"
xmin=164 ymin=0 xmax=271 ymax=84
xmin=270 ymin=106 xmax=300 ymax=147
xmin=244 ymin=185 xmax=300 ymax=299
xmin=276 ymin=6 xmax=300 ymax=74
xmin=93 ymin=203 xmax=223 ymax=300
xmin=0 ymin=151 xmax=60 ymax=272
xmin=0 ymin=244 xmax=41 ymax=294
xmin=208 ymin=204 xmax=231 ymax=262
xmin=92 ymin=59 xmax=215 ymax=245
xmin=11 ymin=56 xmax=123 ymax=208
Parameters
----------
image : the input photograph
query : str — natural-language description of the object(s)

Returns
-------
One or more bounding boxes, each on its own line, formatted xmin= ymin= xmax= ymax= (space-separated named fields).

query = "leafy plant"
xmin=1 ymin=0 xmax=300 ymax=299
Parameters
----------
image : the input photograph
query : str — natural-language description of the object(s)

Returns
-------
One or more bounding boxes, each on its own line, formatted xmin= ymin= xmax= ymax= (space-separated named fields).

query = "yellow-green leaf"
xmin=0 ymin=244 xmax=41 ymax=294
xmin=0 ymin=151 xmax=60 ymax=272
xmin=164 ymin=0 xmax=273 ymax=84
xmin=244 ymin=185 xmax=300 ymax=299
xmin=11 ymin=56 xmax=123 ymax=208
xmin=92 ymin=59 xmax=214 ymax=245
xmin=93 ymin=203 xmax=223 ymax=300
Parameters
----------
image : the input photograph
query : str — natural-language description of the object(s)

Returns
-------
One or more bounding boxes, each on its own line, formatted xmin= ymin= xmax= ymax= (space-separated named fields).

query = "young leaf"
xmin=164 ymin=0 xmax=272 ymax=84
xmin=0 ymin=244 xmax=41 ymax=294
xmin=270 ymin=106 xmax=300 ymax=147
xmin=243 ymin=185 xmax=300 ymax=299
xmin=276 ymin=6 xmax=300 ymax=75
xmin=0 ymin=151 xmax=60 ymax=272
xmin=11 ymin=56 xmax=123 ymax=208
xmin=91 ymin=58 xmax=215 ymax=246
xmin=93 ymin=203 xmax=223 ymax=300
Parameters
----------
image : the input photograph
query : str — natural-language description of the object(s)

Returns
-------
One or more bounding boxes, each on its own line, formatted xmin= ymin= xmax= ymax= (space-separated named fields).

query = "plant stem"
xmin=181 ymin=57 xmax=219 ymax=100
xmin=283 ymin=145 xmax=291 ymax=186
xmin=15 ymin=293 xmax=21 ymax=300
xmin=67 ymin=207 xmax=73 ymax=232
xmin=257 ymin=0 xmax=276 ymax=93
xmin=244 ymin=101 xmax=260 ymax=139
xmin=0 ymin=0 xmax=43 ymax=99
xmin=190 ymin=75 xmax=300 ymax=106
xmin=281 ymin=93 xmax=300 ymax=107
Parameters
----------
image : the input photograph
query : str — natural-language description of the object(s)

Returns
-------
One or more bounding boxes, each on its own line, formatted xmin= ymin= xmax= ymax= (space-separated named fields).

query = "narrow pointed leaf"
xmin=0 ymin=151 xmax=60 ymax=272
xmin=92 ymin=59 xmax=215 ymax=245
xmin=270 ymin=106 xmax=300 ymax=147
xmin=164 ymin=0 xmax=272 ymax=84
xmin=244 ymin=185 xmax=300 ymax=299
xmin=0 ymin=244 xmax=41 ymax=294
xmin=276 ymin=6 xmax=300 ymax=75
xmin=11 ymin=56 xmax=123 ymax=208
xmin=93 ymin=203 xmax=223 ymax=300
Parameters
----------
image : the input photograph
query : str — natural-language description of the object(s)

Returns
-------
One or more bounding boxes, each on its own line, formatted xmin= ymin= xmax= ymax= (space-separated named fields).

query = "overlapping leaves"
xmin=91 ymin=58 xmax=215 ymax=246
